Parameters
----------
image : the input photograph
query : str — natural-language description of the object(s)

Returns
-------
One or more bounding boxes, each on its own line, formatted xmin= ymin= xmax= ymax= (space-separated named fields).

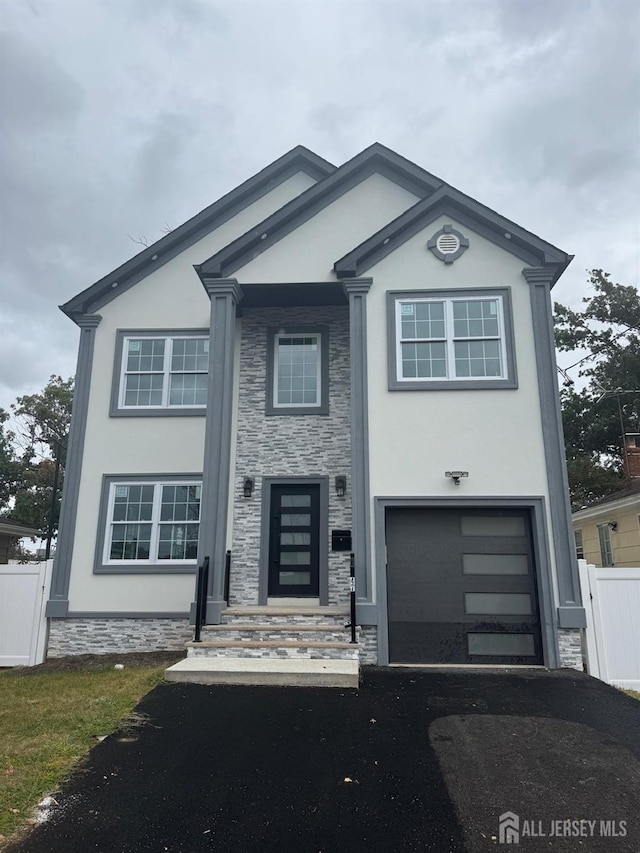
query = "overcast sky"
xmin=1 ymin=0 xmax=638 ymax=412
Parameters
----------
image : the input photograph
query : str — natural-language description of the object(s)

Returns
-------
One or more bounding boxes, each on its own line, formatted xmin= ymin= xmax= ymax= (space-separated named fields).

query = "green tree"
xmin=555 ymin=269 xmax=640 ymax=508
xmin=0 ymin=376 xmax=74 ymax=536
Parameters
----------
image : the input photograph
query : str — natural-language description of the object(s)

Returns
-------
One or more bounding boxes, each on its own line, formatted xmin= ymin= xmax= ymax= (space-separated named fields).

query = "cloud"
xmin=0 ymin=0 xmax=637 ymax=410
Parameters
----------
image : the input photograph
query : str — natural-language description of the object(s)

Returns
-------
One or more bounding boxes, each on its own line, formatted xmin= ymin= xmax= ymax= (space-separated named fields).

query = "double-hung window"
xmin=597 ymin=523 xmax=613 ymax=567
xmin=98 ymin=478 xmax=201 ymax=571
xmin=388 ymin=289 xmax=516 ymax=390
xmin=266 ymin=327 xmax=329 ymax=415
xmin=112 ymin=331 xmax=209 ymax=415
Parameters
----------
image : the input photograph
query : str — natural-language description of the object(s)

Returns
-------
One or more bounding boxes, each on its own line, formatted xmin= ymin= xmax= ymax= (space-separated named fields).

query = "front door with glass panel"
xmin=268 ymin=485 xmax=320 ymax=597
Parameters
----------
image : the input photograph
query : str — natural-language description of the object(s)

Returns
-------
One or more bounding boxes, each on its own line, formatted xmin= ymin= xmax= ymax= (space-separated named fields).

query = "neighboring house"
xmin=45 ymin=143 xmax=585 ymax=679
xmin=0 ymin=521 xmax=41 ymax=563
xmin=573 ymin=482 xmax=640 ymax=568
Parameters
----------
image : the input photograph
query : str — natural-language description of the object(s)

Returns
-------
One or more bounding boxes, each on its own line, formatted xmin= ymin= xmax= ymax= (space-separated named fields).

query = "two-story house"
xmin=46 ymin=144 xmax=585 ymax=685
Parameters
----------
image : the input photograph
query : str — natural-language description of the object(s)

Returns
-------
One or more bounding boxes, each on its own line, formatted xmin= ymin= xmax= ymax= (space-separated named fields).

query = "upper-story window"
xmin=111 ymin=330 xmax=209 ymax=416
xmin=387 ymin=289 xmax=517 ymax=391
xmin=266 ymin=326 xmax=329 ymax=416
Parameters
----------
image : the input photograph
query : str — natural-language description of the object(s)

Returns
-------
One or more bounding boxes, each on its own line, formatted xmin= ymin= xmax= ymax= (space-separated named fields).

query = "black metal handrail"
xmin=345 ymin=552 xmax=357 ymax=644
xmin=194 ymin=556 xmax=209 ymax=643
xmin=224 ymin=550 xmax=231 ymax=603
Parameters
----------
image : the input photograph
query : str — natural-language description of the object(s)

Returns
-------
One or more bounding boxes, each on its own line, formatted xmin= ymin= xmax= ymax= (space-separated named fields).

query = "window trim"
xmin=387 ymin=288 xmax=518 ymax=391
xmin=597 ymin=523 xmax=613 ymax=567
xmin=94 ymin=474 xmax=202 ymax=574
xmin=266 ymin=326 xmax=329 ymax=416
xmin=110 ymin=329 xmax=209 ymax=417
xmin=574 ymin=528 xmax=584 ymax=560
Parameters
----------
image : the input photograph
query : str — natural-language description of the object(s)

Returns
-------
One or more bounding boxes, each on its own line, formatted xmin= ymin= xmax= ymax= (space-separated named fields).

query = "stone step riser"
xmin=187 ymin=646 xmax=360 ymax=660
xmin=200 ymin=629 xmax=356 ymax=643
xmin=221 ymin=614 xmax=349 ymax=627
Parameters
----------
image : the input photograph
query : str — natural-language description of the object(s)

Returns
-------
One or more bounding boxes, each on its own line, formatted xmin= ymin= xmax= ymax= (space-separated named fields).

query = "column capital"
xmin=342 ymin=277 xmax=373 ymax=297
xmin=201 ymin=277 xmax=244 ymax=303
xmin=522 ymin=266 xmax=556 ymax=287
xmin=73 ymin=314 xmax=103 ymax=329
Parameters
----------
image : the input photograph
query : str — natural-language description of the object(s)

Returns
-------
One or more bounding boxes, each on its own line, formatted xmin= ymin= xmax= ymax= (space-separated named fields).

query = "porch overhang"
xmin=197 ymin=278 xmax=348 ymax=309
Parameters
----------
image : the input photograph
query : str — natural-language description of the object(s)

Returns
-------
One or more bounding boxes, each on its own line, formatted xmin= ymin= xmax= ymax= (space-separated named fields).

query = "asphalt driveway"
xmin=7 ymin=668 xmax=640 ymax=853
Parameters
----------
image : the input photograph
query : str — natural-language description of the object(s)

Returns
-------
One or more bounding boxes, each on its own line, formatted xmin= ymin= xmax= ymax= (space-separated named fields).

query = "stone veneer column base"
xmin=557 ymin=628 xmax=584 ymax=671
xmin=47 ymin=618 xmax=192 ymax=658
xmin=358 ymin=626 xmax=378 ymax=665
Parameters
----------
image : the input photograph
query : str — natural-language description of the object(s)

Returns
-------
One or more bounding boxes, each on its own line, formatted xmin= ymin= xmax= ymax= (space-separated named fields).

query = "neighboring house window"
xmin=111 ymin=330 xmax=209 ymax=416
xmin=574 ymin=529 xmax=584 ymax=560
xmin=266 ymin=326 xmax=329 ymax=415
xmin=97 ymin=478 xmax=201 ymax=572
xmin=387 ymin=289 xmax=517 ymax=390
xmin=597 ymin=523 xmax=613 ymax=567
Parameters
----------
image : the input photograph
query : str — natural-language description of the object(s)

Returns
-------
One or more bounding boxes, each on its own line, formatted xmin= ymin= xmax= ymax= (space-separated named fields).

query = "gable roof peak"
xmin=60 ymin=145 xmax=335 ymax=318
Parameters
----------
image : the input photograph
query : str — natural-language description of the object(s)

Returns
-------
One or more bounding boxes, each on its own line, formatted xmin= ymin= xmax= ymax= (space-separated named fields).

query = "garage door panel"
xmin=389 ymin=622 xmax=541 ymax=665
xmin=386 ymin=508 xmax=543 ymax=664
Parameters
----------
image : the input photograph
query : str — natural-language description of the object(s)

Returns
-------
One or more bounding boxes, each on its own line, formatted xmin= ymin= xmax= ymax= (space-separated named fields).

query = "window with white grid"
xmin=119 ymin=335 xmax=208 ymax=409
xmin=395 ymin=296 xmax=507 ymax=383
xmin=274 ymin=334 xmax=321 ymax=407
xmin=105 ymin=481 xmax=201 ymax=565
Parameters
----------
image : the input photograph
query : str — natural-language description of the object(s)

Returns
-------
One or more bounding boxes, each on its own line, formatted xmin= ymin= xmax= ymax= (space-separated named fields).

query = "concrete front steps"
xmin=164 ymin=605 xmax=360 ymax=688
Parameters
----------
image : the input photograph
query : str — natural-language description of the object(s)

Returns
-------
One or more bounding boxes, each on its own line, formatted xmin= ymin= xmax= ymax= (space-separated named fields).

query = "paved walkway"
xmin=8 ymin=669 xmax=640 ymax=852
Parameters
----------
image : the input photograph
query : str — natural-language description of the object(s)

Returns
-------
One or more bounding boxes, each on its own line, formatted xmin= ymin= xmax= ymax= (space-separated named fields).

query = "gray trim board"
xmin=334 ymin=185 xmax=571 ymax=280
xmin=62 ymin=611 xmax=190 ymax=619
xmin=196 ymin=143 xmax=443 ymax=279
xmin=199 ymin=279 xmax=243 ymax=623
xmin=386 ymin=288 xmax=518 ymax=391
xmin=45 ymin=314 xmax=102 ymax=619
xmin=110 ymin=328 xmax=210 ymax=417
xmin=265 ymin=326 xmax=329 ymax=416
xmin=373 ymin=497 xmax=559 ymax=669
xmin=524 ymin=266 xmax=585 ymax=629
xmin=258 ymin=477 xmax=329 ymax=606
xmin=93 ymin=473 xmax=203 ymax=574
xmin=343 ymin=279 xmax=373 ymax=604
xmin=60 ymin=147 xmax=335 ymax=318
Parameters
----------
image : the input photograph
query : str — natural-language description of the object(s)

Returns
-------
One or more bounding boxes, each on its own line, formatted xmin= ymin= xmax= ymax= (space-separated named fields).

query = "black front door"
xmin=268 ymin=484 xmax=320 ymax=597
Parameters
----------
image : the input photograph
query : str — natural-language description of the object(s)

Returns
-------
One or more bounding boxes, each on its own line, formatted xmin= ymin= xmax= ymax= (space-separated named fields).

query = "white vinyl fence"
xmin=578 ymin=559 xmax=640 ymax=691
xmin=0 ymin=560 xmax=53 ymax=666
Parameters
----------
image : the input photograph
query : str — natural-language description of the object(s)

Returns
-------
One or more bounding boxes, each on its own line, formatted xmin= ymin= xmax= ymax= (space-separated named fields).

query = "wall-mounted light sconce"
xmin=243 ymin=477 xmax=255 ymax=498
xmin=335 ymin=475 xmax=347 ymax=498
xmin=445 ymin=470 xmax=469 ymax=486
xmin=608 ymin=521 xmax=618 ymax=532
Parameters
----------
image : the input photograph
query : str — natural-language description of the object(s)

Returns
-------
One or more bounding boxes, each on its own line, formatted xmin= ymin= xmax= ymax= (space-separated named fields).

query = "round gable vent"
xmin=427 ymin=225 xmax=469 ymax=264
xmin=436 ymin=233 xmax=460 ymax=255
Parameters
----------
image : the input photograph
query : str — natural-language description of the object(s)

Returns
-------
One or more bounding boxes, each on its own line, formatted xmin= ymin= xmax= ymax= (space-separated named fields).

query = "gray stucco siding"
xmin=230 ymin=306 xmax=352 ymax=607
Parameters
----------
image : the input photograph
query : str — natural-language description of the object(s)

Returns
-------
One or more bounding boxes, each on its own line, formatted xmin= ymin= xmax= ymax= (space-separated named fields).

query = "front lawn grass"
xmin=624 ymin=689 xmax=640 ymax=701
xmin=0 ymin=659 xmax=171 ymax=843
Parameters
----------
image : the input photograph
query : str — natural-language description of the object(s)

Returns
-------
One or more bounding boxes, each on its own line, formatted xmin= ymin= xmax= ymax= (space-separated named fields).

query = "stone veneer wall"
xmin=230 ymin=305 xmax=352 ymax=607
xmin=358 ymin=626 xmax=378 ymax=665
xmin=47 ymin=618 xmax=192 ymax=657
xmin=557 ymin=628 xmax=584 ymax=671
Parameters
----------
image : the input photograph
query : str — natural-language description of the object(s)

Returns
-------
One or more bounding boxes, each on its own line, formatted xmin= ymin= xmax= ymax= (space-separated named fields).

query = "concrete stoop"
xmin=164 ymin=605 xmax=360 ymax=687
xmin=164 ymin=657 xmax=359 ymax=687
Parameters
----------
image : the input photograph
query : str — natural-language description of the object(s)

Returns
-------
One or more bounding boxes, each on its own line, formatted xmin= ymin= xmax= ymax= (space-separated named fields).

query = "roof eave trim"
xmin=60 ymin=147 xmax=336 ymax=319
xmin=197 ymin=145 xmax=447 ymax=279
xmin=334 ymin=188 xmax=571 ymax=278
